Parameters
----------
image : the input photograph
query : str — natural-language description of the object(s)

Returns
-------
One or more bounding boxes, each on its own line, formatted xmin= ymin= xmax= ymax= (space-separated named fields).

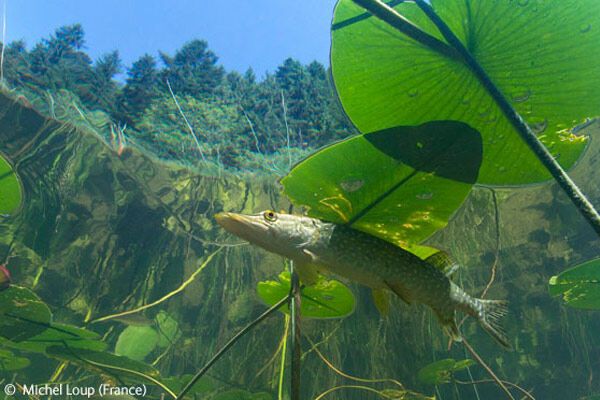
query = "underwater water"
xmin=0 ymin=1 xmax=599 ymax=399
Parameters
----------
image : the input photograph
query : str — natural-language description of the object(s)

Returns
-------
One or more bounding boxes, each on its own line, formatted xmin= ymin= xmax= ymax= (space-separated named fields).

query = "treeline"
xmin=2 ymin=24 xmax=356 ymax=171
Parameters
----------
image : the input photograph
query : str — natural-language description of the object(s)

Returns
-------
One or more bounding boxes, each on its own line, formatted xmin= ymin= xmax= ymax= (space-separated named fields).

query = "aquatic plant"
xmin=0 ymin=155 xmax=21 ymax=214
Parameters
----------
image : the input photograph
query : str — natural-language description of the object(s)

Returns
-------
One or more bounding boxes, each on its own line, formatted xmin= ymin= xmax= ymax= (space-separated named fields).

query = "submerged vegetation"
xmin=0 ymin=1 xmax=599 ymax=399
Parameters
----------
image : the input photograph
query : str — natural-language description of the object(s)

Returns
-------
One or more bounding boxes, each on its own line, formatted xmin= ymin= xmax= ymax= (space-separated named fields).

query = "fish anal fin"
xmin=425 ymin=251 xmax=459 ymax=277
xmin=295 ymin=263 xmax=320 ymax=286
xmin=384 ymin=281 xmax=413 ymax=305
xmin=371 ymin=288 xmax=391 ymax=317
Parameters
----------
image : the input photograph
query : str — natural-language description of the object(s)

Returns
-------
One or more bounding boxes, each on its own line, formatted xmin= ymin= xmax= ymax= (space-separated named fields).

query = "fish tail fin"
xmin=476 ymin=299 xmax=512 ymax=350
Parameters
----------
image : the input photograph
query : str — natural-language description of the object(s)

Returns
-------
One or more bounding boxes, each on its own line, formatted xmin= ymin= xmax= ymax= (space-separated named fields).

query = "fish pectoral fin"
xmin=302 ymin=249 xmax=319 ymax=263
xmin=425 ymin=251 xmax=459 ymax=278
xmin=371 ymin=289 xmax=392 ymax=317
xmin=384 ymin=281 xmax=413 ymax=305
xmin=295 ymin=263 xmax=320 ymax=286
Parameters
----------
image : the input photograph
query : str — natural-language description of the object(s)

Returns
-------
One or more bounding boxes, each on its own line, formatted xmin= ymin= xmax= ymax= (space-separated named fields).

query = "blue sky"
xmin=6 ymin=0 xmax=338 ymax=79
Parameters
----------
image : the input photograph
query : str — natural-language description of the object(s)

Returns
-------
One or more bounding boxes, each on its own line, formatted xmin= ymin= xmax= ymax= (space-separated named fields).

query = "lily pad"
xmin=5 ymin=323 xmax=106 ymax=353
xmin=549 ymin=258 xmax=600 ymax=309
xmin=417 ymin=358 xmax=476 ymax=385
xmin=281 ymin=121 xmax=481 ymax=257
xmin=115 ymin=325 xmax=159 ymax=361
xmin=0 ymin=286 xmax=52 ymax=342
xmin=45 ymin=346 xmax=161 ymax=383
xmin=331 ymin=0 xmax=599 ymax=185
xmin=0 ymin=349 xmax=30 ymax=371
xmin=257 ymin=271 xmax=355 ymax=319
xmin=156 ymin=311 xmax=181 ymax=348
xmin=0 ymin=154 xmax=21 ymax=214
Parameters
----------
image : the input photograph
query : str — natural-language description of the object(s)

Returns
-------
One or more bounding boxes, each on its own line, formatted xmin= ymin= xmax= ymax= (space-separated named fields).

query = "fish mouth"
xmin=214 ymin=212 xmax=268 ymax=241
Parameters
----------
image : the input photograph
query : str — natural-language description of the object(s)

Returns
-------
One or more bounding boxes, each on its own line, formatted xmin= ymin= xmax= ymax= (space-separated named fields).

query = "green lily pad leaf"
xmin=331 ymin=0 xmax=598 ymax=185
xmin=549 ymin=258 xmax=600 ymax=309
xmin=257 ymin=271 xmax=355 ymax=319
xmin=213 ymin=389 xmax=272 ymax=400
xmin=5 ymin=323 xmax=106 ymax=353
xmin=417 ymin=358 xmax=476 ymax=385
xmin=0 ymin=154 xmax=22 ymax=214
xmin=281 ymin=121 xmax=481 ymax=255
xmin=45 ymin=346 xmax=161 ymax=383
xmin=156 ymin=311 xmax=181 ymax=348
xmin=0 ymin=349 xmax=30 ymax=370
xmin=380 ymin=389 xmax=435 ymax=400
xmin=115 ymin=325 xmax=159 ymax=361
xmin=0 ymin=286 xmax=52 ymax=342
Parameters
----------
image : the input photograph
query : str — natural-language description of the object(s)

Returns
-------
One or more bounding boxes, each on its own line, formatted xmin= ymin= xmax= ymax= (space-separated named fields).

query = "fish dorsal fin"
xmin=425 ymin=251 xmax=459 ymax=277
xmin=371 ymin=288 xmax=391 ymax=317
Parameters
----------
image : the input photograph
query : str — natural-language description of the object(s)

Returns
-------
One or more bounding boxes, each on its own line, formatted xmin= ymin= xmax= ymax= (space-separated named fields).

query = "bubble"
xmin=416 ymin=192 xmax=433 ymax=200
xmin=511 ymin=87 xmax=531 ymax=103
xmin=530 ymin=118 xmax=548 ymax=134
xmin=407 ymin=88 xmax=419 ymax=98
xmin=517 ymin=0 xmax=529 ymax=6
xmin=580 ymin=24 xmax=592 ymax=34
xmin=340 ymin=179 xmax=364 ymax=193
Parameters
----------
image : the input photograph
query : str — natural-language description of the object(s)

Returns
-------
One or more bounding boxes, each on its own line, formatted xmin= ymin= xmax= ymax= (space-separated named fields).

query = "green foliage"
xmin=417 ymin=358 xmax=476 ymax=385
xmin=156 ymin=311 xmax=181 ymax=348
xmin=549 ymin=258 xmax=600 ymax=309
xmin=257 ymin=271 xmax=355 ymax=319
xmin=281 ymin=121 xmax=482 ymax=257
xmin=0 ymin=286 xmax=52 ymax=342
xmin=0 ymin=349 xmax=30 ymax=371
xmin=4 ymin=323 xmax=107 ymax=353
xmin=0 ymin=155 xmax=21 ymax=214
xmin=330 ymin=0 xmax=598 ymax=185
xmin=115 ymin=325 xmax=159 ymax=361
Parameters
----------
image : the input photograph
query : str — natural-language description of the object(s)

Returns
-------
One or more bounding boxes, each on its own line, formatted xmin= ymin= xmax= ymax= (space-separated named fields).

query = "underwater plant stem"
xmin=461 ymin=338 xmax=516 ymax=400
xmin=456 ymin=379 xmax=535 ymax=400
xmin=289 ymin=262 xmax=302 ymax=400
xmin=177 ymin=294 xmax=291 ymax=400
xmin=89 ymin=247 xmax=223 ymax=324
xmin=411 ymin=0 xmax=600 ymax=238
xmin=350 ymin=0 xmax=459 ymax=60
xmin=278 ymin=315 xmax=290 ymax=400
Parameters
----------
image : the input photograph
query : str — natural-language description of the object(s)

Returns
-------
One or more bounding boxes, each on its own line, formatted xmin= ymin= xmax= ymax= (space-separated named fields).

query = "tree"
xmin=160 ymin=40 xmax=224 ymax=98
xmin=119 ymin=54 xmax=159 ymax=121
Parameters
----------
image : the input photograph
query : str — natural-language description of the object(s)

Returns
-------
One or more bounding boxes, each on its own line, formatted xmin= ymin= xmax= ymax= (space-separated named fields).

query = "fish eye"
xmin=263 ymin=210 xmax=277 ymax=222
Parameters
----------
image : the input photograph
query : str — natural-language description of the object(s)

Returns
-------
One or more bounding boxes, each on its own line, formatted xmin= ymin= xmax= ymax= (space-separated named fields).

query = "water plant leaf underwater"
xmin=0 ymin=154 xmax=22 ymax=214
xmin=549 ymin=258 xmax=600 ymax=310
xmin=0 ymin=286 xmax=52 ymax=342
xmin=257 ymin=271 xmax=355 ymax=319
xmin=281 ymin=121 xmax=482 ymax=258
xmin=115 ymin=325 xmax=160 ymax=361
xmin=0 ymin=348 xmax=30 ymax=371
xmin=417 ymin=358 xmax=476 ymax=385
xmin=331 ymin=0 xmax=599 ymax=185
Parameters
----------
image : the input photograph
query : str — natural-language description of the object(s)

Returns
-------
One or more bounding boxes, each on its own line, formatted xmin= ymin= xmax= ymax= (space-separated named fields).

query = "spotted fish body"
xmin=215 ymin=210 xmax=510 ymax=349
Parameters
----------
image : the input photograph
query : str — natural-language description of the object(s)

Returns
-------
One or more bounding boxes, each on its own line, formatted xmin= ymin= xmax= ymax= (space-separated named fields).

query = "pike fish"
xmin=215 ymin=210 xmax=510 ymax=349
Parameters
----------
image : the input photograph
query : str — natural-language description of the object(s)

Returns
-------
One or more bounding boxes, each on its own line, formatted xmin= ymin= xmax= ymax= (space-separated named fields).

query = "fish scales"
xmin=215 ymin=210 xmax=511 ymax=349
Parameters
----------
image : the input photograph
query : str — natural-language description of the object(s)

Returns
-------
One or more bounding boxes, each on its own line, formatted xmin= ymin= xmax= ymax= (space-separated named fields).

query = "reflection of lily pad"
xmin=0 ymin=155 xmax=22 ymax=214
xmin=0 ymin=286 xmax=52 ymax=342
xmin=549 ymin=258 xmax=600 ymax=309
xmin=417 ymin=359 xmax=475 ymax=385
xmin=281 ymin=122 xmax=481 ymax=259
xmin=257 ymin=271 xmax=355 ymax=319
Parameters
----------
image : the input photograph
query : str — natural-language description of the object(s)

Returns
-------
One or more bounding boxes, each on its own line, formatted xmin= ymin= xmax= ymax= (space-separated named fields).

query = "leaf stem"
xmin=411 ymin=0 xmax=600 ymax=237
xmin=350 ymin=0 xmax=460 ymax=60
xmin=176 ymin=294 xmax=290 ymax=400
xmin=289 ymin=261 xmax=302 ymax=400
xmin=352 ymin=0 xmax=600 ymax=237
